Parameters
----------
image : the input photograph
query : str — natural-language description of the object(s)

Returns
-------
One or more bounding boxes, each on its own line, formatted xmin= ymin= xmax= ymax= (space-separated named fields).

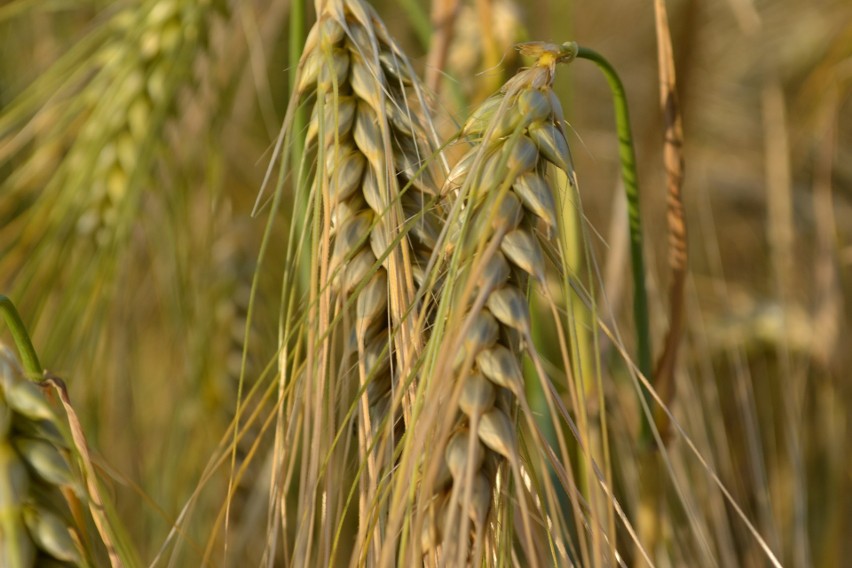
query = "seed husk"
xmin=548 ymin=89 xmax=566 ymax=127
xmin=487 ymin=191 xmax=523 ymax=233
xmin=0 ymin=439 xmax=35 ymax=566
xmin=474 ymin=150 xmax=506 ymax=202
xmin=445 ymin=430 xmax=485 ymax=481
xmin=512 ymin=172 xmax=557 ymax=231
xmin=528 ymin=121 xmax=572 ymax=173
xmin=4 ymin=382 xmax=55 ymax=422
xmin=9 ymin=416 xmax=64 ymax=449
xmin=353 ymin=102 xmax=384 ymax=167
xmin=420 ymin=497 xmax=446 ymax=552
xmin=349 ymin=54 xmax=384 ymax=111
xmin=378 ymin=49 xmax=413 ymax=86
xmin=467 ymin=473 xmax=492 ymax=526
xmin=517 ymin=88 xmax=551 ymax=125
xmin=0 ymin=443 xmax=29 ymax=509
xmin=340 ymin=248 xmax=376 ymax=293
xmin=307 ymin=94 xmax=356 ymax=147
xmin=475 ymin=345 xmax=523 ymax=394
xmin=363 ymin=334 xmax=391 ymax=379
xmin=361 ymin=165 xmax=387 ymax=214
xmin=476 ymin=251 xmax=511 ymax=295
xmin=505 ymin=135 xmax=539 ymax=176
xmin=13 ymin=438 xmax=76 ymax=488
xmin=385 ymin=99 xmax=414 ymax=137
xmin=345 ymin=20 xmax=373 ymax=55
xmin=462 ymin=96 xmax=503 ymax=138
xmin=320 ymin=16 xmax=346 ymax=47
xmin=492 ymin=104 xmax=523 ymax=139
xmin=302 ymin=18 xmax=324 ymax=57
xmin=407 ymin=209 xmax=441 ymax=251
xmin=458 ymin=373 xmax=496 ymax=417
xmin=462 ymin=310 xmax=500 ymax=356
xmin=445 ymin=471 xmax=493 ymax=530
xmin=432 ymin=454 xmax=453 ymax=491
xmin=444 ymin=148 xmax=478 ymax=193
xmin=477 ymin=407 xmax=517 ymax=460
xmin=332 ymin=193 xmax=368 ymax=227
xmin=394 ymin=141 xmax=438 ymax=195
xmin=316 ymin=48 xmax=351 ymax=93
xmin=486 ymin=285 xmax=530 ymax=332
xmin=22 ymin=505 xmax=82 ymax=564
xmin=501 ymin=228 xmax=545 ymax=281
xmin=368 ymin=218 xmax=393 ymax=270
xmin=357 ymin=269 xmax=388 ymax=329
xmin=331 ymin=211 xmax=373 ymax=270
xmin=328 ymin=149 xmax=366 ymax=205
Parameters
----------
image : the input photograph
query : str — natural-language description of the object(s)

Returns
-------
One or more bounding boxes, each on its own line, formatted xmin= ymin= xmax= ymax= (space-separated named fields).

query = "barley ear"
xmin=410 ymin=42 xmax=579 ymax=566
xmin=278 ymin=0 xmax=448 ymax=564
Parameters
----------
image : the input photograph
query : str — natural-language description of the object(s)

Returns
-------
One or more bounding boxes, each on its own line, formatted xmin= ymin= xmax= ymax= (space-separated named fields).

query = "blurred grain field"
xmin=1 ymin=0 xmax=850 ymax=565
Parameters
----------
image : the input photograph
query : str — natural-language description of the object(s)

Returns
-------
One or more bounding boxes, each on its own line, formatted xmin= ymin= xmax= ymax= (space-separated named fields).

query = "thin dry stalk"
xmin=425 ymin=0 xmax=460 ymax=95
xmin=651 ymin=0 xmax=687 ymax=443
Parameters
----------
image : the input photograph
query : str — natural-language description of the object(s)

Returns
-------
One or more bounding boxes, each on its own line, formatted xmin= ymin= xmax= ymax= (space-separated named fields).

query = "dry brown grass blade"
xmin=425 ymin=0 xmax=460 ymax=95
xmin=41 ymin=373 xmax=123 ymax=568
xmin=651 ymin=0 xmax=687 ymax=442
xmin=811 ymin=87 xmax=842 ymax=367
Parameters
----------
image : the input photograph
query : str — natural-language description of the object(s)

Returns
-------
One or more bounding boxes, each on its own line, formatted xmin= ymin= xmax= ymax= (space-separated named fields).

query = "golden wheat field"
xmin=1 ymin=0 xmax=850 ymax=566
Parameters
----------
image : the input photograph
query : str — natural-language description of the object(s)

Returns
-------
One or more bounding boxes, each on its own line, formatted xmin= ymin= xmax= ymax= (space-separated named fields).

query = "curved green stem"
xmin=0 ymin=295 xmax=42 ymax=377
xmin=575 ymin=47 xmax=654 ymax=443
xmin=289 ymin=0 xmax=304 ymax=160
xmin=397 ymin=0 xmax=432 ymax=49
xmin=289 ymin=0 xmax=311 ymax=296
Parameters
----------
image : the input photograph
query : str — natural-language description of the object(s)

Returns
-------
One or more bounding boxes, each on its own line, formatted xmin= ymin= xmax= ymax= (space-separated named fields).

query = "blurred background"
xmin=1 ymin=0 xmax=849 ymax=565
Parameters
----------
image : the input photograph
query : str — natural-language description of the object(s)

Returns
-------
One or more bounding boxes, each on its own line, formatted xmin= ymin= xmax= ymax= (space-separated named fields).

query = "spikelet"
xmin=421 ymin=42 xmax=577 ymax=563
xmin=0 ymin=345 xmax=86 ymax=566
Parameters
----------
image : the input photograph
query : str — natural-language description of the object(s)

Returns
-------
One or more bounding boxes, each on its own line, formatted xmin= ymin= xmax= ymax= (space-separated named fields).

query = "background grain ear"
xmin=0 ymin=0 xmax=849 ymax=565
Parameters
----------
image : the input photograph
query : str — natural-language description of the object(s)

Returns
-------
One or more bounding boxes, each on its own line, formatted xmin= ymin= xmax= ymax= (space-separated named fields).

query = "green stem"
xmin=0 ymin=295 xmax=42 ymax=377
xmin=289 ymin=0 xmax=305 ymax=158
xmin=397 ymin=0 xmax=432 ymax=49
xmin=576 ymin=47 xmax=654 ymax=443
xmin=289 ymin=0 xmax=310 ymax=295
